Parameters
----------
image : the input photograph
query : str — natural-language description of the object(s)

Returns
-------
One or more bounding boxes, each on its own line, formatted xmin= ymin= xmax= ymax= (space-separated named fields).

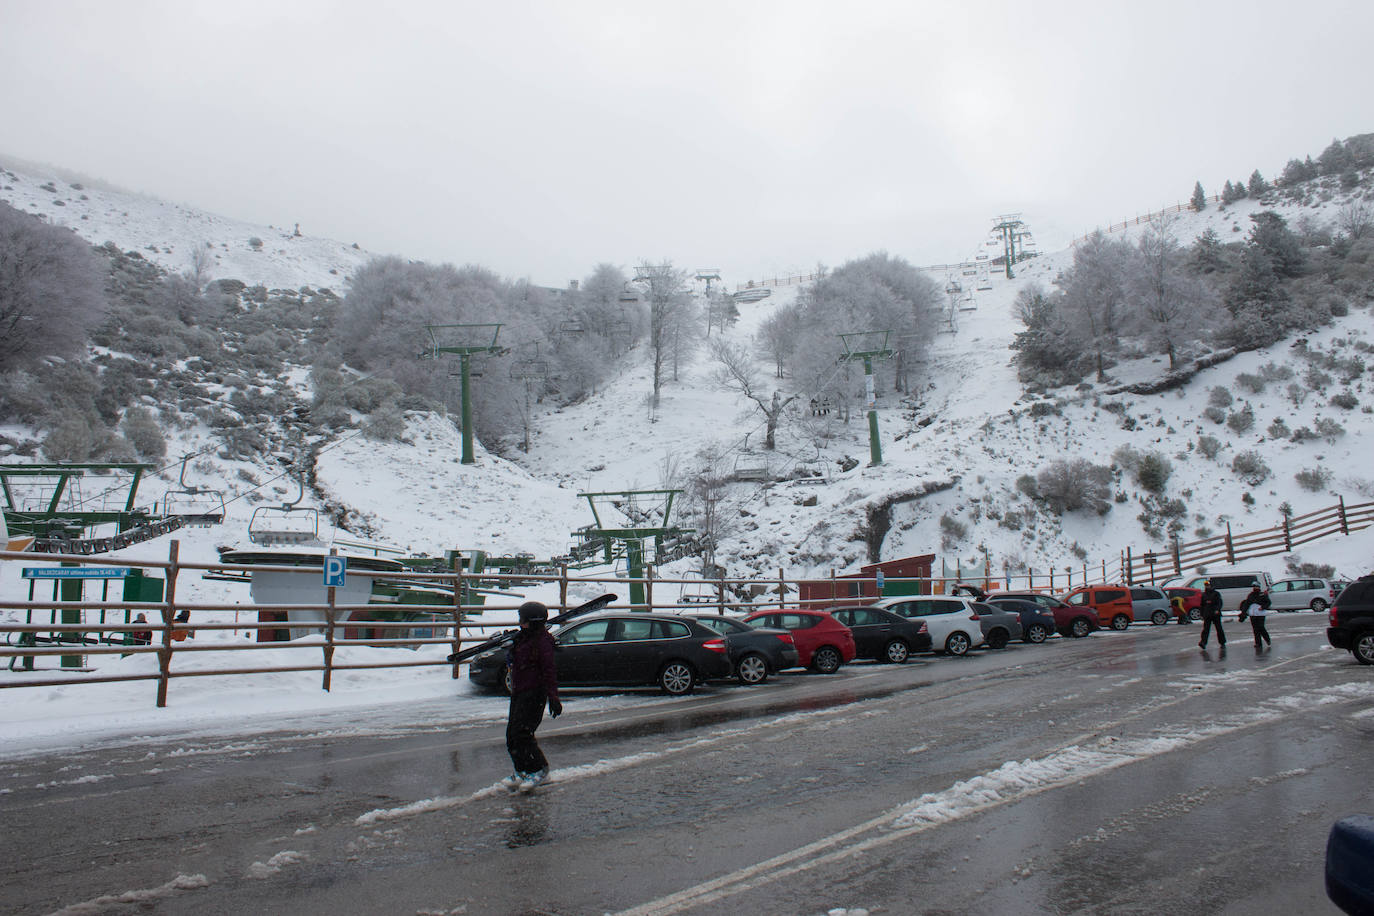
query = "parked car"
xmin=742 ymin=609 xmax=856 ymax=673
xmin=1326 ymin=574 xmax=1374 ymax=665
xmin=687 ymin=614 xmax=799 ymax=685
xmin=827 ymin=605 xmax=931 ymax=663
xmin=982 ymin=597 xmax=1057 ymax=643
xmin=986 ymin=590 xmax=1100 ymax=638
xmin=1326 ymin=814 xmax=1374 ymax=913
xmin=1177 ymin=570 xmax=1275 ymax=611
xmin=870 ymin=596 xmax=984 ymax=656
xmin=1129 ymin=586 xmax=1176 ymax=626
xmin=467 ymin=612 xmax=731 ymax=696
xmin=969 ymin=601 xmax=1022 ymax=649
xmin=1165 ymin=586 xmax=1203 ymax=621
xmin=1062 ymin=585 xmax=1134 ymax=630
xmin=1268 ymin=577 xmax=1339 ymax=613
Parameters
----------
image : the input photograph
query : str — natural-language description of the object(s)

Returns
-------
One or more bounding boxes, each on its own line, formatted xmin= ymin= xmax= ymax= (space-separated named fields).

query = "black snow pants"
xmin=507 ymin=688 xmax=549 ymax=774
xmin=1250 ymin=615 xmax=1271 ymax=647
xmin=1200 ymin=612 xmax=1226 ymax=647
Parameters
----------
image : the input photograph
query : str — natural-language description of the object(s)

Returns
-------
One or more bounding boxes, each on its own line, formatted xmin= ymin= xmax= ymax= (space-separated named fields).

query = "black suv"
xmin=1326 ymin=574 xmax=1374 ymax=665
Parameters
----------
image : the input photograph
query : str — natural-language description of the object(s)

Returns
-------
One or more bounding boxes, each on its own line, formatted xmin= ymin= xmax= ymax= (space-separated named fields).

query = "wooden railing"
xmin=1069 ymin=194 xmax=1224 ymax=246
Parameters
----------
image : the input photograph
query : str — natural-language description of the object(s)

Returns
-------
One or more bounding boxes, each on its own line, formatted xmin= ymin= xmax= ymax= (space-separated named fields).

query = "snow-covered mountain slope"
xmin=2 ymin=154 xmax=1371 ymax=586
xmin=0 ymin=155 xmax=370 ymax=290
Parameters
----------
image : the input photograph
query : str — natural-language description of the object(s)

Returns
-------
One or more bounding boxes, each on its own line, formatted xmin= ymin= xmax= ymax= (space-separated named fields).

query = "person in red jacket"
xmin=503 ymin=601 xmax=562 ymax=790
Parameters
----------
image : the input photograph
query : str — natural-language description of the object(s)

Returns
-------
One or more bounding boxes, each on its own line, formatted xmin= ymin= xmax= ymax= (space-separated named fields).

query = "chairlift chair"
xmin=161 ymin=456 xmax=226 ymax=527
xmin=248 ymin=472 xmax=320 ymax=546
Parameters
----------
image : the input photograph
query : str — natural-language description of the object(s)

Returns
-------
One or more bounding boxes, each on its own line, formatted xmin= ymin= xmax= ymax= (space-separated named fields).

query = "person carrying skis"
xmin=503 ymin=601 xmax=562 ymax=790
xmin=1239 ymin=584 xmax=1272 ymax=649
xmin=1198 ymin=580 xmax=1226 ymax=649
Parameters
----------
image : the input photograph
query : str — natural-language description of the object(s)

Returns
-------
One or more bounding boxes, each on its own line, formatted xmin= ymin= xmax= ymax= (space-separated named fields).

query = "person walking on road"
xmin=1199 ymin=580 xmax=1226 ymax=648
xmin=503 ymin=601 xmax=562 ymax=791
xmin=1239 ymin=584 xmax=1272 ymax=649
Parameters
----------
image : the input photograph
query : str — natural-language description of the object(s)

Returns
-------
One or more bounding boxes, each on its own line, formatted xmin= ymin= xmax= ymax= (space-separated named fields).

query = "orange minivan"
xmin=1061 ymin=585 xmax=1134 ymax=630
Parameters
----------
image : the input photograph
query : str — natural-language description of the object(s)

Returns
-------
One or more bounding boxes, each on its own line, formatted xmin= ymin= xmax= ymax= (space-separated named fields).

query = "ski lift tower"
xmin=423 ymin=324 xmax=509 ymax=464
xmin=839 ymin=330 xmax=895 ymax=467
xmin=991 ymin=214 xmax=1026 ymax=279
xmin=576 ymin=489 xmax=689 ymax=608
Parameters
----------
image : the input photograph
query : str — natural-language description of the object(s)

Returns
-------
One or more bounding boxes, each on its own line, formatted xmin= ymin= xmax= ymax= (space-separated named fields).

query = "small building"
xmin=798 ymin=553 xmax=935 ymax=609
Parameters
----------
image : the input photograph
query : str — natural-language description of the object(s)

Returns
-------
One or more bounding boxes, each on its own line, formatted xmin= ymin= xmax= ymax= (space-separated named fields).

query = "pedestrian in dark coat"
xmin=504 ymin=601 xmax=562 ymax=789
xmin=1198 ymin=581 xmax=1226 ymax=648
xmin=1239 ymin=585 xmax=1272 ymax=649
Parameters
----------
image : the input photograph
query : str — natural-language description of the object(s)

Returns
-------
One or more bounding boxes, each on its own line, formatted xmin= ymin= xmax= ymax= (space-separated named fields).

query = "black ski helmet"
xmin=518 ymin=601 xmax=549 ymax=624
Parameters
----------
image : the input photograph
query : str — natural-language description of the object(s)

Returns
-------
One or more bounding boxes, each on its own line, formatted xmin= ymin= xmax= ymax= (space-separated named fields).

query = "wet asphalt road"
xmin=2 ymin=612 xmax=1370 ymax=916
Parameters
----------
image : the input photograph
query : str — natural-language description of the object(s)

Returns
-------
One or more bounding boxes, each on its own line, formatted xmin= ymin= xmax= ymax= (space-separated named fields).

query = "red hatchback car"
xmin=742 ymin=609 xmax=856 ymax=673
xmin=1165 ymin=586 xmax=1203 ymax=621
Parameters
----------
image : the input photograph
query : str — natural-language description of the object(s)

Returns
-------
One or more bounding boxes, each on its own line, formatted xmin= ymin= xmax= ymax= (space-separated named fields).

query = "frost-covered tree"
xmin=636 ymin=261 xmax=694 ymax=409
xmin=0 ymin=201 xmax=108 ymax=371
xmin=710 ymin=338 xmax=799 ymax=450
xmin=1191 ymin=181 xmax=1207 ymax=211
xmin=1129 ymin=221 xmax=1218 ymax=368
xmin=1056 ymin=232 xmax=1135 ymax=381
xmin=1247 ymin=170 xmax=1270 ymax=197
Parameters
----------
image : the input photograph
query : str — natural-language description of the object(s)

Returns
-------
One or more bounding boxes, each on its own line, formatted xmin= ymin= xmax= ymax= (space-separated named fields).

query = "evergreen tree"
xmin=1191 ymin=181 xmax=1207 ymax=211
xmin=1248 ymin=211 xmax=1306 ymax=278
xmin=1233 ymin=178 xmax=1247 ymax=199
xmin=1221 ymin=180 xmax=1237 ymax=204
xmin=1189 ymin=228 xmax=1228 ymax=275
xmin=1248 ymin=170 xmax=1270 ymax=196
xmin=1318 ymin=138 xmax=1351 ymax=175
xmin=1280 ymin=158 xmax=1307 ymax=186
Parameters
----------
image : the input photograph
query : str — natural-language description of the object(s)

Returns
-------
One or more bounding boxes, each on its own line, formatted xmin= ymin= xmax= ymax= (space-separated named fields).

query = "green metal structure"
xmin=422 ymin=324 xmax=509 ymax=464
xmin=0 ymin=463 xmax=176 ymax=553
xmin=576 ymin=490 xmax=689 ymax=607
xmin=839 ymin=331 xmax=895 ymax=467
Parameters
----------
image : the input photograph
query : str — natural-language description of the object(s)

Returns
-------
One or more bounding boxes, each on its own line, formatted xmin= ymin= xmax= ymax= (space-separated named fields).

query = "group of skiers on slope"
xmin=1195 ymin=581 xmax=1272 ymax=650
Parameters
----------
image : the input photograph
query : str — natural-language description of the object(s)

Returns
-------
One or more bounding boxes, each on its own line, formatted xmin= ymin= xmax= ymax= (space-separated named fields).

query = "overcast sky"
xmin=4 ymin=0 xmax=1372 ymax=287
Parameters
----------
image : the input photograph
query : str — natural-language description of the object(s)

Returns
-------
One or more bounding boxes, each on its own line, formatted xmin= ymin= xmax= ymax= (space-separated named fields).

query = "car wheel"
xmin=659 ymin=661 xmax=696 ymax=695
xmin=883 ymin=639 xmax=910 ymax=664
xmin=1111 ymin=614 xmax=1130 ymax=631
xmin=736 ymin=653 xmax=769 ymax=686
xmin=1189 ymin=608 xmax=1202 ymax=622
xmin=986 ymin=629 xmax=1009 ymax=650
xmin=811 ymin=646 xmax=843 ymax=674
xmin=502 ymin=667 xmax=513 ymax=695
xmin=1312 ymin=598 xmax=1328 ymax=613
xmin=1150 ymin=609 xmax=1169 ymax=626
xmin=945 ymin=632 xmax=971 ymax=656
xmin=1070 ymin=617 xmax=1091 ymax=638
xmin=1353 ymin=632 xmax=1374 ymax=666
xmin=1025 ymin=623 xmax=1049 ymax=644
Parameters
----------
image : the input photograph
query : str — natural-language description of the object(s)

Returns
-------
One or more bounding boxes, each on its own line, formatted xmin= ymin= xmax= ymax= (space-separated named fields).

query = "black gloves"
xmin=548 ymin=698 xmax=563 ymax=718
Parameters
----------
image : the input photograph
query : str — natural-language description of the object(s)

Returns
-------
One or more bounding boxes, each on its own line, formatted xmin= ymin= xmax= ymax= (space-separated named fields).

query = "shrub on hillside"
xmin=1034 ymin=459 xmax=1113 ymax=515
xmin=1197 ymin=435 xmax=1222 ymax=459
xmin=1294 ymin=467 xmax=1332 ymax=492
xmin=1314 ymin=417 xmax=1346 ymax=442
xmin=1267 ymin=418 xmax=1291 ymax=439
xmin=1226 ymin=403 xmax=1255 ymax=434
xmin=1203 ymin=406 xmax=1226 ymax=424
xmin=363 ymin=403 xmax=407 ymax=441
xmin=1208 ymin=386 xmax=1234 ymax=409
xmin=1235 ymin=372 xmax=1266 ymax=394
xmin=1231 ymin=450 xmax=1271 ymax=485
xmin=42 ymin=410 xmax=96 ymax=462
xmin=120 ymin=407 xmax=165 ymax=460
xmin=1134 ymin=452 xmax=1173 ymax=494
xmin=1331 ymin=391 xmax=1359 ymax=410
xmin=939 ymin=514 xmax=968 ymax=549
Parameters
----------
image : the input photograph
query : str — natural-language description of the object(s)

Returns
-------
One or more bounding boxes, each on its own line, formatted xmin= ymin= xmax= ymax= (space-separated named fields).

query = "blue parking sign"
xmin=324 ymin=555 xmax=347 ymax=587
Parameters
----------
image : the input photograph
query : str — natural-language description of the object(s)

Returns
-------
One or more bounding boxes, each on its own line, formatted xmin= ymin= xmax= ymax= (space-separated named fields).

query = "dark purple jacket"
xmin=508 ymin=628 xmax=559 ymax=700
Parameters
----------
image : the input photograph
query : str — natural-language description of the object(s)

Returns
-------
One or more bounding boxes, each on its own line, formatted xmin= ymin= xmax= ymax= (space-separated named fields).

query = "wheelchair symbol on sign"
xmin=324 ymin=556 xmax=347 ymax=587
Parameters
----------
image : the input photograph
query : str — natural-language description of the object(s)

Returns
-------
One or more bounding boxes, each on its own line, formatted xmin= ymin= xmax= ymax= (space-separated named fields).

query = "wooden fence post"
xmin=1283 ymin=515 xmax=1292 ymax=552
xmin=778 ymin=567 xmax=786 ymax=611
xmin=1226 ymin=523 xmax=1235 ymax=564
xmin=559 ymin=564 xmax=569 ymax=611
xmin=645 ymin=564 xmax=654 ymax=613
xmin=156 ymin=539 xmax=180 ymax=709
xmin=1339 ymin=496 xmax=1349 ymax=535
xmin=1171 ymin=535 xmax=1182 ymax=574
xmin=450 ymin=555 xmax=464 ymax=679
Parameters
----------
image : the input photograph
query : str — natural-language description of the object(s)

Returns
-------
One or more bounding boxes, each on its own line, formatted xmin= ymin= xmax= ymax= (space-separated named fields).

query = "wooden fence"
xmin=1069 ymin=193 xmax=1223 ymax=246
xmin=2 ymin=498 xmax=1369 ymax=704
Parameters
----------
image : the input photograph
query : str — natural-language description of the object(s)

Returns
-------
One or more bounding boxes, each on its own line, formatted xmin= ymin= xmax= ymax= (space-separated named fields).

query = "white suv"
xmin=872 ymin=596 xmax=984 ymax=656
xmin=1268 ymin=577 xmax=1339 ymax=613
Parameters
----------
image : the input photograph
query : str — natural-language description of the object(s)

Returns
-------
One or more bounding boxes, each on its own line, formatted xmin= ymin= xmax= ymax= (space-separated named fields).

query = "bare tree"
xmin=1056 ymin=232 xmax=1134 ymax=381
xmin=636 ymin=261 xmax=692 ymax=408
xmin=187 ymin=241 xmax=214 ymax=290
xmin=710 ymin=339 xmax=800 ymax=449
xmin=1338 ymin=199 xmax=1372 ymax=241
xmin=1130 ymin=220 xmax=1218 ymax=369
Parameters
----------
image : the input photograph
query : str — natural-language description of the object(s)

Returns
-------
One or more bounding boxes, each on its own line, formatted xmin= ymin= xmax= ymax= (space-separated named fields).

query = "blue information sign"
xmin=323 ymin=556 xmax=347 ymax=588
xmin=22 ymin=567 xmax=132 ymax=579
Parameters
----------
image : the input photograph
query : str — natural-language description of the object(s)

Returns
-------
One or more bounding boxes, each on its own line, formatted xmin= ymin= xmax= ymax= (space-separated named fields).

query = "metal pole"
xmin=156 ymin=540 xmax=180 ymax=708
xmin=460 ymin=352 xmax=476 ymax=464
xmin=323 ymin=548 xmax=336 ymax=692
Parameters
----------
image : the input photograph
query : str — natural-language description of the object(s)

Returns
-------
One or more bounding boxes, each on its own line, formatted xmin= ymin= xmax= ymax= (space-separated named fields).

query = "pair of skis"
xmin=447 ymin=593 xmax=618 ymax=664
